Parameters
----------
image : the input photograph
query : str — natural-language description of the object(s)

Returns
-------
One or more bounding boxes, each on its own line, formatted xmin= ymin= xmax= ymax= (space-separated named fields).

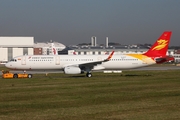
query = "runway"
xmin=131 ymin=65 xmax=180 ymax=71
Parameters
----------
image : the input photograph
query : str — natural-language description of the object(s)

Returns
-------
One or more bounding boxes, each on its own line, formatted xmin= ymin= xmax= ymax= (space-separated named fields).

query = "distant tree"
xmin=108 ymin=42 xmax=121 ymax=46
xmin=78 ymin=43 xmax=91 ymax=46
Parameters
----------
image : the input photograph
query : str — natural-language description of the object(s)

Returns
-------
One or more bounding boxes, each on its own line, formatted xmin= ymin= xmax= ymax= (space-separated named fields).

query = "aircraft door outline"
xmin=55 ymin=56 xmax=60 ymax=65
xmin=21 ymin=56 xmax=26 ymax=65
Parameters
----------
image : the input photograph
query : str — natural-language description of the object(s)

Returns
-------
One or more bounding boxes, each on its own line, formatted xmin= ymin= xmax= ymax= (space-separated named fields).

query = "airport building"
xmin=68 ymin=46 xmax=175 ymax=55
xmin=0 ymin=37 xmax=34 ymax=64
xmin=0 ymin=37 xmax=66 ymax=63
xmin=67 ymin=36 xmax=179 ymax=63
xmin=67 ymin=46 xmax=180 ymax=63
xmin=0 ymin=36 xmax=101 ymax=63
xmin=68 ymin=36 xmax=175 ymax=55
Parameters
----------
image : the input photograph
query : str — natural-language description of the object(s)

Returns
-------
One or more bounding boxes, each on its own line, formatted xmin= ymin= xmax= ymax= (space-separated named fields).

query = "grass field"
xmin=0 ymin=70 xmax=180 ymax=120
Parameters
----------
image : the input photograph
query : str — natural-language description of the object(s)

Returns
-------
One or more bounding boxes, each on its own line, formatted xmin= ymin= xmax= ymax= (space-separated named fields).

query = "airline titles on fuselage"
xmin=27 ymin=56 xmax=139 ymax=62
xmin=28 ymin=57 xmax=54 ymax=62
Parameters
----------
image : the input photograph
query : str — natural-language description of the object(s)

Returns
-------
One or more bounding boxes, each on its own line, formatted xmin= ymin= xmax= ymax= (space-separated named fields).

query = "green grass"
xmin=1 ymin=70 xmax=180 ymax=120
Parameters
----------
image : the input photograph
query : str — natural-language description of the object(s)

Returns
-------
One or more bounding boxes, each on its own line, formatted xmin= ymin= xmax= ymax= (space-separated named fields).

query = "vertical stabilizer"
xmin=143 ymin=31 xmax=172 ymax=57
xmin=51 ymin=43 xmax=58 ymax=55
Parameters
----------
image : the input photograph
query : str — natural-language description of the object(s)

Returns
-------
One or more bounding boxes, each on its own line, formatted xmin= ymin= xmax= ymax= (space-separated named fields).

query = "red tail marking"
xmin=143 ymin=31 xmax=172 ymax=57
xmin=73 ymin=52 xmax=76 ymax=55
xmin=107 ymin=51 xmax=114 ymax=61
xmin=53 ymin=48 xmax=56 ymax=55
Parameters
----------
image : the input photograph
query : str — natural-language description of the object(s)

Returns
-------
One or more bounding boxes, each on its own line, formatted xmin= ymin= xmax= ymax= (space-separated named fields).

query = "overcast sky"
xmin=0 ymin=0 xmax=180 ymax=46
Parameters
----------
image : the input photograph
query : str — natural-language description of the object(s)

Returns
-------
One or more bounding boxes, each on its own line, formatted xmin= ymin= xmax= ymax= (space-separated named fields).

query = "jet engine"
xmin=64 ymin=66 xmax=84 ymax=74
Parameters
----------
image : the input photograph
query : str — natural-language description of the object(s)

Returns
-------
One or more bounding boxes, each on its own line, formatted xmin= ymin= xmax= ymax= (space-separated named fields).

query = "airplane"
xmin=5 ymin=31 xmax=174 ymax=77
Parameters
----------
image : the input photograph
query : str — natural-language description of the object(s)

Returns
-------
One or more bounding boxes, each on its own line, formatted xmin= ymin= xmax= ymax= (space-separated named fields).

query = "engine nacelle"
xmin=64 ymin=66 xmax=84 ymax=74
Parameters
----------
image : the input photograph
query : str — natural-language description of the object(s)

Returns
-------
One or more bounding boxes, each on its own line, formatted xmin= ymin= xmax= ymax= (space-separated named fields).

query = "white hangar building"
xmin=0 ymin=37 xmax=34 ymax=63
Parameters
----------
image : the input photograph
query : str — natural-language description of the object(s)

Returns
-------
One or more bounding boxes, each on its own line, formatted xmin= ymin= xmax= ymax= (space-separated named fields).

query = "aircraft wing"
xmin=79 ymin=51 xmax=114 ymax=70
xmin=65 ymin=51 xmax=114 ymax=71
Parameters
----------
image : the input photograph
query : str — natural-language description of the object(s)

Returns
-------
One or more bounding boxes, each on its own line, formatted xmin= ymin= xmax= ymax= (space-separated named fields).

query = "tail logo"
xmin=53 ymin=48 xmax=56 ymax=55
xmin=152 ymin=39 xmax=168 ymax=51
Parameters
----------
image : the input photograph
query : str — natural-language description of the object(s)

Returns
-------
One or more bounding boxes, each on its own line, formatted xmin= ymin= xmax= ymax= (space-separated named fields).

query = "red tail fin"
xmin=143 ymin=31 xmax=172 ymax=57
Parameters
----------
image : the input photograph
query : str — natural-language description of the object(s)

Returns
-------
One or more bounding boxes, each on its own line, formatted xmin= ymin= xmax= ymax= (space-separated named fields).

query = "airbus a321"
xmin=5 ymin=31 xmax=174 ymax=77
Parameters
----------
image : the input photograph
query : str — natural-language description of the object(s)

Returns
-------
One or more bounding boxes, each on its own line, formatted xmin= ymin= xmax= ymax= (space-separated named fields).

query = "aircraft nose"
xmin=5 ymin=63 xmax=11 ymax=68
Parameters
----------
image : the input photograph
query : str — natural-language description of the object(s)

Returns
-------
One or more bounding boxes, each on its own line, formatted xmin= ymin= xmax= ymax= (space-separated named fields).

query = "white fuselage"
xmin=5 ymin=54 xmax=155 ymax=71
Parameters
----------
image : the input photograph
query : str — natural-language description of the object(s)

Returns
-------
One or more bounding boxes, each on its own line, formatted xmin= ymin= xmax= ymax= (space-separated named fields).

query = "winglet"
xmin=104 ymin=51 xmax=114 ymax=61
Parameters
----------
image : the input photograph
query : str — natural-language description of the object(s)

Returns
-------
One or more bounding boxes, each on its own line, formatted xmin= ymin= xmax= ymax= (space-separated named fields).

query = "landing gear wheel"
xmin=28 ymin=74 xmax=32 ymax=78
xmin=13 ymin=74 xmax=18 ymax=78
xmin=86 ymin=73 xmax=92 ymax=77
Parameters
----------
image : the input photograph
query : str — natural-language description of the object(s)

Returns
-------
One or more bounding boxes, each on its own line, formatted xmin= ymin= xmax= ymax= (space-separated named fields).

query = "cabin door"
xmin=21 ymin=56 xmax=26 ymax=65
xmin=55 ymin=56 xmax=60 ymax=65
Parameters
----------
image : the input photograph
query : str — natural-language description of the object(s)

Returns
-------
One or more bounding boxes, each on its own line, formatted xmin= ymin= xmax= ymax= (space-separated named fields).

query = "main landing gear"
xmin=86 ymin=72 xmax=92 ymax=77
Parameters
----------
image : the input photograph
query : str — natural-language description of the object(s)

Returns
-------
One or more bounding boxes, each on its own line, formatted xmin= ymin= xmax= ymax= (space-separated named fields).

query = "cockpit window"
xmin=10 ymin=59 xmax=17 ymax=62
